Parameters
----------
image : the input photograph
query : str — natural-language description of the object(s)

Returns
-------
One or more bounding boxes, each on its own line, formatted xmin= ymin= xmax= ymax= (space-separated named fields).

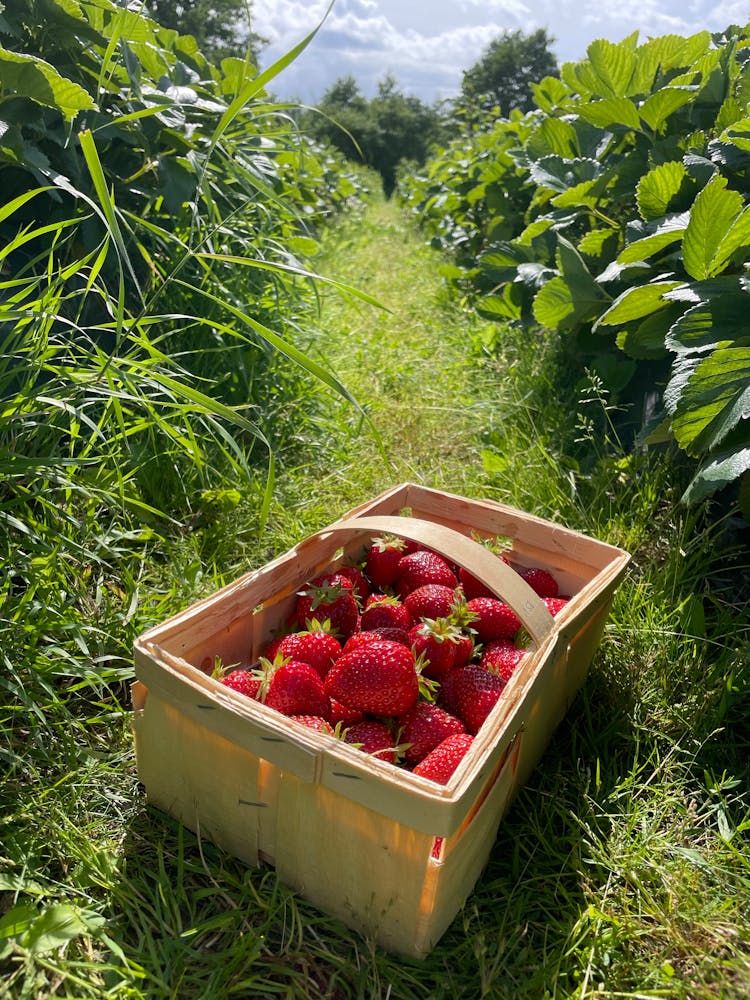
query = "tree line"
xmin=146 ymin=1 xmax=558 ymax=195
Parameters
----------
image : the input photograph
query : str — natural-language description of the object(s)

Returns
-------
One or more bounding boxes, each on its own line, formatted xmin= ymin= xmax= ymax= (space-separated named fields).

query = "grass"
xmin=2 ymin=191 xmax=749 ymax=999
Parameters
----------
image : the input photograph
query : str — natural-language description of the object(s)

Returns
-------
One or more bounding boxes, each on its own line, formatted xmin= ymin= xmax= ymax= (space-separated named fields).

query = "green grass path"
xmin=265 ymin=194 xmax=502 ymax=542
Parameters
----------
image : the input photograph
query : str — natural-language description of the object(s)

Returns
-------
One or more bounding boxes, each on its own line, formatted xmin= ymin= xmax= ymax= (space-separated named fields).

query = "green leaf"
xmin=617 ymin=213 xmax=689 ymax=264
xmin=637 ymin=161 xmax=689 ymax=220
xmin=617 ymin=305 xmax=682 ymax=359
xmin=528 ymin=117 xmax=580 ymax=158
xmin=532 ymin=239 xmax=610 ymax=331
xmin=586 ymin=38 xmax=637 ymax=97
xmin=683 ymin=174 xmax=745 ymax=280
xmin=0 ymin=46 xmax=96 ymax=119
xmin=529 ymin=156 xmax=600 ymax=194
xmin=682 ymin=446 xmax=750 ymax=503
xmin=552 ymin=178 xmax=602 ymax=209
xmin=577 ymin=97 xmax=641 ymax=130
xmin=595 ymin=281 xmax=683 ymax=327
xmin=672 ymin=347 xmax=750 ymax=454
xmin=0 ymin=905 xmax=39 ymax=940
xmin=667 ymin=294 xmax=750 ymax=354
xmin=576 ymin=229 xmax=616 ymax=260
xmin=531 ymin=75 xmax=570 ymax=113
xmin=21 ymin=904 xmax=95 ymax=955
xmin=639 ymin=87 xmax=696 ymax=131
xmin=533 ymin=276 xmax=576 ymax=329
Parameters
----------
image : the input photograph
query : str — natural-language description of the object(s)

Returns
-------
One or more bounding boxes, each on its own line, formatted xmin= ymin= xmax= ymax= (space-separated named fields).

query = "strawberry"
xmin=344 ymin=720 xmax=398 ymax=763
xmin=365 ymin=535 xmax=413 ymax=589
xmin=295 ymin=575 xmax=359 ymax=639
xmin=220 ymin=668 xmax=261 ymax=699
xmin=453 ymin=664 xmax=507 ymax=734
xmin=437 ymin=666 xmax=465 ymax=716
xmin=262 ymin=659 xmax=330 ymax=718
xmin=325 ymin=640 xmax=419 ymax=715
xmin=343 ymin=628 xmax=411 ymax=652
xmin=413 ymin=733 xmax=474 ymax=784
xmin=398 ymin=701 xmax=466 ymax=765
xmin=480 ymin=639 xmax=525 ymax=683
xmin=334 ymin=564 xmax=370 ymax=603
xmin=404 ymin=583 xmax=457 ymax=621
xmin=396 ymin=550 xmax=458 ymax=594
xmin=465 ymin=597 xmax=521 ymax=642
xmin=518 ymin=566 xmax=558 ymax=598
xmin=291 ymin=715 xmax=334 ymax=735
xmin=452 ymin=632 xmax=475 ymax=667
xmin=328 ymin=698 xmax=365 ymax=727
xmin=544 ymin=596 xmax=569 ymax=616
xmin=276 ymin=622 xmax=342 ymax=680
xmin=408 ymin=618 xmax=460 ymax=678
xmin=361 ymin=594 xmax=413 ymax=632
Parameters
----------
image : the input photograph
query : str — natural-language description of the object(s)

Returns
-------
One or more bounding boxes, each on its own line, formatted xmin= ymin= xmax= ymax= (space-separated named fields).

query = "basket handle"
xmin=310 ymin=514 xmax=555 ymax=645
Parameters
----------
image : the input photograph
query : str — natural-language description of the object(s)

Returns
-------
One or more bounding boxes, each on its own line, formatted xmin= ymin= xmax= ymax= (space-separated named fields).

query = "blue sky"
xmin=251 ymin=0 xmax=750 ymax=103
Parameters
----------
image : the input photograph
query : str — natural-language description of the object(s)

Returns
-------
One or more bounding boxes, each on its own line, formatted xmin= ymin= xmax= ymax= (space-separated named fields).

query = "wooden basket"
xmin=132 ymin=483 xmax=630 ymax=958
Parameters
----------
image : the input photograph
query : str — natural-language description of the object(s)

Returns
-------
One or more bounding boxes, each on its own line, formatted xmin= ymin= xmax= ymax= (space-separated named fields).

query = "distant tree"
xmin=305 ymin=74 xmax=440 ymax=195
xmin=147 ymin=0 xmax=266 ymax=66
xmin=461 ymin=28 xmax=558 ymax=117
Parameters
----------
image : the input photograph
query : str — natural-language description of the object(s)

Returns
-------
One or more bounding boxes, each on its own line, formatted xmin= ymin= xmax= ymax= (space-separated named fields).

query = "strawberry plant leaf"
xmin=577 ymin=97 xmax=641 ymax=130
xmin=637 ymin=161 xmax=690 ymax=220
xmin=617 ymin=305 xmax=684 ymax=359
xmin=666 ymin=293 xmax=750 ymax=354
xmin=672 ymin=346 xmax=750 ymax=454
xmin=586 ymin=38 xmax=638 ymax=98
xmin=594 ymin=281 xmax=683 ymax=328
xmin=639 ymin=86 xmax=697 ymax=131
xmin=682 ymin=445 xmax=750 ymax=503
xmin=0 ymin=46 xmax=96 ymax=119
xmin=682 ymin=174 xmax=745 ymax=280
xmin=617 ymin=212 xmax=690 ymax=263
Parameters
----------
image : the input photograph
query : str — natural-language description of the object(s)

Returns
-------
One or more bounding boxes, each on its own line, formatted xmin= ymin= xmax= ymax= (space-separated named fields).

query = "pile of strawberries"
xmin=218 ymin=533 xmax=567 ymax=786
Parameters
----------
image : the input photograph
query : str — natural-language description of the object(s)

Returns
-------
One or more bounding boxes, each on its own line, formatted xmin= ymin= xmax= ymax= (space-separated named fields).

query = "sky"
xmin=251 ymin=0 xmax=750 ymax=104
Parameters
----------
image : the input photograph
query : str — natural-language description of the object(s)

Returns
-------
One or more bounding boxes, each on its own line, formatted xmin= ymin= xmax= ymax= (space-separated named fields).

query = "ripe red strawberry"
xmin=220 ymin=668 xmax=261 ymax=699
xmin=519 ymin=566 xmax=559 ymax=598
xmin=343 ymin=628 xmax=411 ymax=653
xmin=295 ymin=575 xmax=359 ymax=639
xmin=262 ymin=659 xmax=330 ymax=718
xmin=364 ymin=535 xmax=413 ymax=589
xmin=437 ymin=666 xmax=465 ymax=716
xmin=344 ymin=720 xmax=398 ymax=763
xmin=328 ymin=698 xmax=365 ymax=727
xmin=466 ymin=597 xmax=521 ymax=642
xmin=291 ymin=715 xmax=334 ymax=735
xmin=408 ymin=618 xmax=460 ymax=678
xmin=360 ymin=595 xmax=414 ymax=632
xmin=544 ymin=596 xmax=569 ymax=616
xmin=325 ymin=640 xmax=419 ymax=715
xmin=276 ymin=624 xmax=342 ymax=680
xmin=404 ymin=584 xmax=457 ymax=621
xmin=398 ymin=702 xmax=466 ymax=765
xmin=452 ymin=632 xmax=475 ymax=667
xmin=413 ymin=733 xmax=474 ymax=784
xmin=480 ymin=639 xmax=525 ymax=683
xmin=396 ymin=550 xmax=458 ymax=594
xmin=334 ymin=564 xmax=370 ymax=603
xmin=454 ymin=664 xmax=507 ymax=734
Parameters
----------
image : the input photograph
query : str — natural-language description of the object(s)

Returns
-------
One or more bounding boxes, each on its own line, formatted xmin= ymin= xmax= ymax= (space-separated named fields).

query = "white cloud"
xmin=251 ymin=0 xmax=750 ymax=102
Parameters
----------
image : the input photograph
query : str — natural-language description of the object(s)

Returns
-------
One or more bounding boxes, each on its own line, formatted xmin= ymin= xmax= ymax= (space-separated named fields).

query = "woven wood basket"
xmin=132 ymin=483 xmax=630 ymax=958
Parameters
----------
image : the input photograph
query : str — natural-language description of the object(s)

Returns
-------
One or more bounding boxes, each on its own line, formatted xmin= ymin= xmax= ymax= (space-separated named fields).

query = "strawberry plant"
xmin=400 ymin=24 xmax=750 ymax=513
